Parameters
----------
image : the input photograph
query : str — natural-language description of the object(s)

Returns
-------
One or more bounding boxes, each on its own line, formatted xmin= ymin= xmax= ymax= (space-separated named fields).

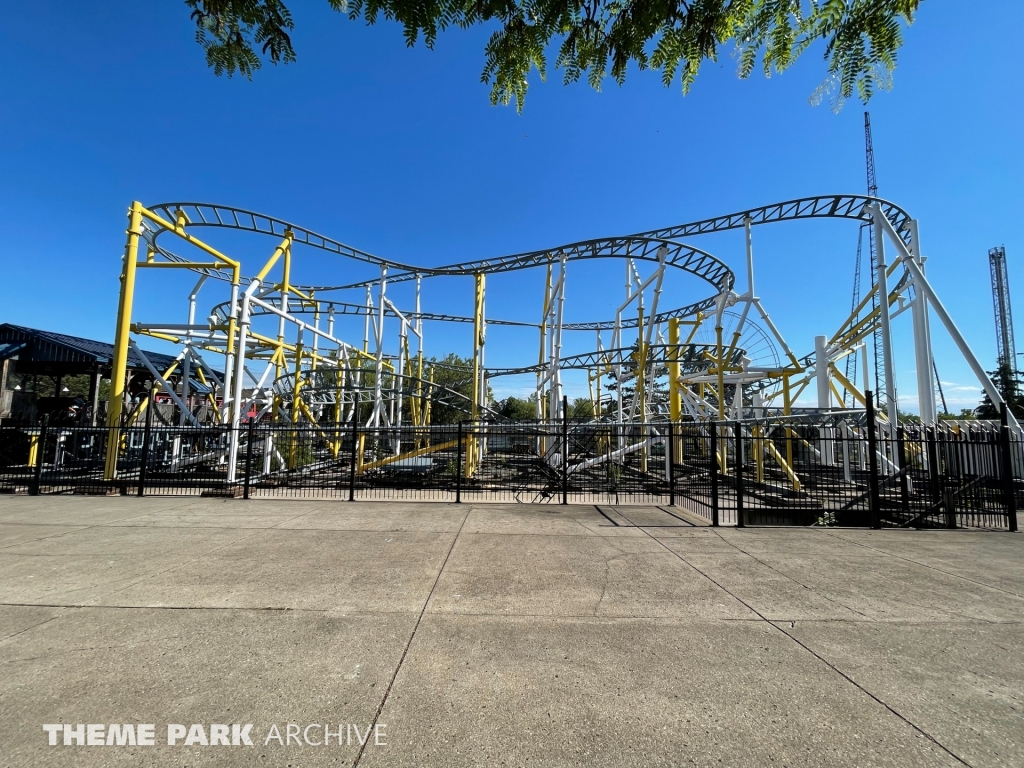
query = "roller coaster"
xmin=99 ymin=194 xmax=1012 ymax=487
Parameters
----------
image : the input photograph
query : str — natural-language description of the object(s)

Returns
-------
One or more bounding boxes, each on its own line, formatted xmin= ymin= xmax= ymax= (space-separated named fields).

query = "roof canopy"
xmin=0 ymin=324 xmax=179 ymax=376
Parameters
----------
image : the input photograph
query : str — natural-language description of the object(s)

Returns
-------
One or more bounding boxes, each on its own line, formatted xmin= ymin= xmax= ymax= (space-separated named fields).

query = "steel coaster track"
xmin=324 ymin=236 xmax=732 ymax=292
xmin=271 ymin=366 xmax=504 ymax=420
xmin=143 ymin=210 xmax=732 ymax=334
xmin=630 ymin=194 xmax=913 ymax=243
xmin=145 ymin=202 xmax=410 ymax=272
xmin=144 ymin=204 xmax=733 ymax=300
xmin=212 ymin=295 xmax=720 ymax=333
xmin=482 ymin=344 xmax=736 ymax=377
xmin=146 ymin=193 xmax=912 ymax=285
xmin=279 ymin=341 xmax=760 ymax=423
xmin=213 ymin=297 xmax=543 ymax=328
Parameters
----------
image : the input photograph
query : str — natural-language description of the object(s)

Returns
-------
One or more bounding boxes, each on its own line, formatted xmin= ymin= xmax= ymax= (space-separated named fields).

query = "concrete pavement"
xmin=0 ymin=496 xmax=1020 ymax=767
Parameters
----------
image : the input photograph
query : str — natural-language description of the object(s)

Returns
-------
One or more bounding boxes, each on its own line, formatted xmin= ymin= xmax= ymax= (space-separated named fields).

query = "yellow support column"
xmin=783 ymin=371 xmax=795 ymax=485
xmin=753 ymin=423 xmax=764 ymax=483
xmin=27 ymin=431 xmax=40 ymax=468
xmin=276 ymin=235 xmax=292 ymax=427
xmin=668 ymin=318 xmax=682 ymax=461
xmin=415 ymin=350 xmax=425 ymax=447
xmin=715 ymin=323 xmax=726 ymax=421
xmin=289 ymin=342 xmax=304 ymax=469
xmin=103 ymin=201 xmax=144 ymax=481
xmin=668 ymin=319 xmax=681 ymax=422
xmin=291 ymin=343 xmax=304 ymax=418
xmin=425 ymin=367 xmax=433 ymax=427
xmin=331 ymin=349 xmax=343 ymax=458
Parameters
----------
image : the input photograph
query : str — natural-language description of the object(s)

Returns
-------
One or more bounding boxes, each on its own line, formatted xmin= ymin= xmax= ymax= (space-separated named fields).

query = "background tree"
xmin=938 ymin=408 xmax=977 ymax=421
xmin=496 ymin=394 xmax=538 ymax=420
xmin=896 ymin=408 xmax=921 ymax=424
xmin=426 ymin=352 xmax=494 ymax=423
xmin=8 ymin=373 xmax=109 ymax=402
xmin=976 ymin=361 xmax=1024 ymax=420
xmin=186 ymin=0 xmax=922 ymax=110
xmin=570 ymin=396 xmax=600 ymax=419
xmin=604 ymin=339 xmax=670 ymax=414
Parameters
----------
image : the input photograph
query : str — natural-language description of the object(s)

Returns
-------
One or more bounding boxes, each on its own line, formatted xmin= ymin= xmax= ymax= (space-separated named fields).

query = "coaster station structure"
xmin=99 ymin=195 xmax=1013 ymax=488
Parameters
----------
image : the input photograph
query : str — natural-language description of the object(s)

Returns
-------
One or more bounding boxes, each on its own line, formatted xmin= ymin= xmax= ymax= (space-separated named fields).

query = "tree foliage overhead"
xmin=185 ymin=0 xmax=923 ymax=110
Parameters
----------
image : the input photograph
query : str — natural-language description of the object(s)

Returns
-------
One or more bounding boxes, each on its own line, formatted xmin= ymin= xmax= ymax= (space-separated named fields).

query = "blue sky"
xmin=1 ymin=1 xmax=1022 ymax=410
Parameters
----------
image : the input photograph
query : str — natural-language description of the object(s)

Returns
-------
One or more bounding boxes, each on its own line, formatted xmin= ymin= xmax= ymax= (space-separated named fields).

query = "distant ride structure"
xmin=989 ymin=245 xmax=1016 ymax=369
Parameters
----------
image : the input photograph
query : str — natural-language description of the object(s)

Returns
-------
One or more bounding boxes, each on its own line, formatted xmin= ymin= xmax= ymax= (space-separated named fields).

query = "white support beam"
xmin=907 ymin=219 xmax=937 ymax=423
xmin=875 ymin=212 xmax=1016 ymax=427
xmin=871 ymin=206 xmax=900 ymax=424
xmin=226 ymin=289 xmax=252 ymax=482
xmin=815 ymin=335 xmax=831 ymax=410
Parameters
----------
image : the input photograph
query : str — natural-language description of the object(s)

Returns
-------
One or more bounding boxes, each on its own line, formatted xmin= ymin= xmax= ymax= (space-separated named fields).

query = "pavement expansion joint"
xmin=709 ymin=528 xmax=872 ymax=618
xmin=641 ymin=526 xmax=978 ymax=768
xmin=822 ymin=530 xmax=1024 ymax=599
xmin=352 ymin=506 xmax=471 ymax=767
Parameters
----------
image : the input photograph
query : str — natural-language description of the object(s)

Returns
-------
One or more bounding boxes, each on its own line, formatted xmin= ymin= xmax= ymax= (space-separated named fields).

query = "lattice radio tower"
xmin=863 ymin=113 xmax=887 ymax=407
xmin=844 ymin=113 xmax=887 ymax=406
xmin=990 ymin=246 xmax=1016 ymax=367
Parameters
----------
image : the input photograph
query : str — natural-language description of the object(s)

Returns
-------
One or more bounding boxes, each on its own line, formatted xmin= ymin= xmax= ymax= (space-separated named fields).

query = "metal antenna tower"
xmin=845 ymin=113 xmax=886 ymax=407
xmin=864 ymin=112 xmax=887 ymax=408
xmin=990 ymin=246 xmax=1016 ymax=367
xmin=932 ymin=358 xmax=947 ymax=414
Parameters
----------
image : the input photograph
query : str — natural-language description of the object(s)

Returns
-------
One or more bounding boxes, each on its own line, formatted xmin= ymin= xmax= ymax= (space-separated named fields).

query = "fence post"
xmin=865 ymin=391 xmax=882 ymax=529
xmin=710 ymin=424 xmax=719 ymax=527
xmin=896 ymin=425 xmax=912 ymax=526
xmin=31 ymin=415 xmax=49 ymax=496
xmin=1000 ymin=404 xmax=1018 ymax=532
xmin=456 ymin=421 xmax=463 ymax=503
xmin=243 ymin=416 xmax=256 ymax=500
xmin=925 ymin=428 xmax=948 ymax=528
xmin=667 ymin=422 xmax=675 ymax=506
xmin=348 ymin=407 xmax=358 ymax=502
xmin=562 ymin=395 xmax=569 ymax=505
xmin=734 ymin=422 xmax=744 ymax=528
xmin=137 ymin=394 xmax=154 ymax=497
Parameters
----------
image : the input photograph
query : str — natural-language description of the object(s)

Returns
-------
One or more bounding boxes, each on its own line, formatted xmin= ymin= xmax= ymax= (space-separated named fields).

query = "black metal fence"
xmin=669 ymin=408 xmax=1022 ymax=531
xmin=0 ymin=408 xmax=1019 ymax=531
